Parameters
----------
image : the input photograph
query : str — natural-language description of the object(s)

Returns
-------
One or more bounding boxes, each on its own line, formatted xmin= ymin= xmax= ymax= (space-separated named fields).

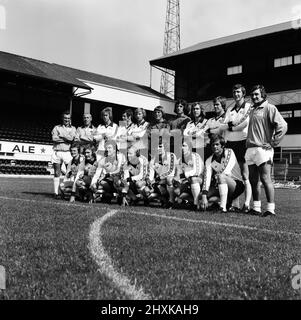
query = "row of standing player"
xmin=51 ymin=84 xmax=288 ymax=216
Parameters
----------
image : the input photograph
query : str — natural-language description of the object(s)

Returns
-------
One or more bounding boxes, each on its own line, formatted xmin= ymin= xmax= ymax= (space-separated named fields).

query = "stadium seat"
xmin=0 ymin=113 xmax=53 ymax=175
xmin=0 ymin=116 xmax=53 ymax=144
xmin=0 ymin=159 xmax=51 ymax=175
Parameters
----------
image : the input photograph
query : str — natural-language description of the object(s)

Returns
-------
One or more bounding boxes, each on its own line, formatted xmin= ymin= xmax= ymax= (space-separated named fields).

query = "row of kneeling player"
xmin=58 ymin=134 xmax=246 ymax=213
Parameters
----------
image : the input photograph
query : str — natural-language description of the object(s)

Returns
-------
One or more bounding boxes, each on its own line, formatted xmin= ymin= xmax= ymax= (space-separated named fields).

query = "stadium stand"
xmin=151 ymin=20 xmax=301 ymax=182
xmin=0 ymin=159 xmax=50 ymax=175
xmin=0 ymin=110 xmax=53 ymax=175
xmin=0 ymin=106 xmax=53 ymax=175
xmin=0 ymin=122 xmax=52 ymax=144
xmin=0 ymin=50 xmax=174 ymax=176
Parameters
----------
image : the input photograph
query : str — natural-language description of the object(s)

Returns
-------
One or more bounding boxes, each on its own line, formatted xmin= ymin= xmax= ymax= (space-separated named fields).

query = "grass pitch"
xmin=0 ymin=177 xmax=300 ymax=300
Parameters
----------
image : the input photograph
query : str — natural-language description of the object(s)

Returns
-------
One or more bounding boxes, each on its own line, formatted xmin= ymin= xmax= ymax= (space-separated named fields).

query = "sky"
xmin=0 ymin=0 xmax=301 ymax=92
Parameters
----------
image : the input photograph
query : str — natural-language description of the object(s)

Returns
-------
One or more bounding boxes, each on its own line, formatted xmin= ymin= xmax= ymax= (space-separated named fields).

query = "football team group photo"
xmin=52 ymin=84 xmax=287 ymax=218
xmin=0 ymin=0 xmax=300 ymax=302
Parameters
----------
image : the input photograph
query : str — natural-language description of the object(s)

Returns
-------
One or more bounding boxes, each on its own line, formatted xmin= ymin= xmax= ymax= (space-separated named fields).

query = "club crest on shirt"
xmin=255 ymin=110 xmax=264 ymax=117
xmin=211 ymin=160 xmax=223 ymax=172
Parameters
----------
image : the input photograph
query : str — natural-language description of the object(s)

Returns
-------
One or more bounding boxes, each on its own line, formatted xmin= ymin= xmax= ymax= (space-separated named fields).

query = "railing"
xmin=272 ymin=153 xmax=301 ymax=181
xmin=274 ymin=150 xmax=301 ymax=165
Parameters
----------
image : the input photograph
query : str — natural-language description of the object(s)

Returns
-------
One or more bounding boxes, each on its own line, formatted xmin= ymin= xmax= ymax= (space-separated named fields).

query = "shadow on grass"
xmin=22 ymin=191 xmax=54 ymax=199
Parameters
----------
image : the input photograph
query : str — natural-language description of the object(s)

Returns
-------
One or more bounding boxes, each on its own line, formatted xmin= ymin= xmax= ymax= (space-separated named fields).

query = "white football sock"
xmin=218 ymin=183 xmax=228 ymax=210
xmin=244 ymin=179 xmax=252 ymax=207
xmin=253 ymin=200 xmax=261 ymax=212
xmin=191 ymin=183 xmax=201 ymax=205
xmin=266 ymin=202 xmax=275 ymax=214
xmin=53 ymin=177 xmax=60 ymax=195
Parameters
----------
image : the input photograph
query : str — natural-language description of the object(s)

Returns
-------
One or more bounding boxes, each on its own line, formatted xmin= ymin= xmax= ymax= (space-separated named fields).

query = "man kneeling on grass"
xmin=59 ymin=144 xmax=84 ymax=199
xmin=174 ymin=140 xmax=204 ymax=211
xmin=200 ymin=134 xmax=245 ymax=213
xmin=70 ymin=146 xmax=98 ymax=203
xmin=90 ymin=140 xmax=126 ymax=204
xmin=115 ymin=145 xmax=149 ymax=206
xmin=146 ymin=142 xmax=177 ymax=209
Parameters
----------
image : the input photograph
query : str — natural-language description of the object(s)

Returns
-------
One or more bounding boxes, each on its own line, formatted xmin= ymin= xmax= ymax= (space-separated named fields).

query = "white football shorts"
xmin=245 ymin=147 xmax=274 ymax=166
xmin=51 ymin=151 xmax=72 ymax=165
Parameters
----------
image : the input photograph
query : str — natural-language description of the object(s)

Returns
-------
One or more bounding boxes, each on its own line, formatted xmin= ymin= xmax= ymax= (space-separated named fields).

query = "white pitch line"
xmin=0 ymin=195 xmax=301 ymax=237
xmin=0 ymin=175 xmax=52 ymax=179
xmin=129 ymin=211 xmax=301 ymax=238
xmin=0 ymin=195 xmax=97 ymax=210
xmin=89 ymin=209 xmax=150 ymax=300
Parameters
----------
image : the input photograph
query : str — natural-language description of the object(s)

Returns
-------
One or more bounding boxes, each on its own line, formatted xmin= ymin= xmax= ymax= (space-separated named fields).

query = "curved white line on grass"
xmin=1 ymin=196 xmax=301 ymax=238
xmin=89 ymin=209 xmax=150 ymax=300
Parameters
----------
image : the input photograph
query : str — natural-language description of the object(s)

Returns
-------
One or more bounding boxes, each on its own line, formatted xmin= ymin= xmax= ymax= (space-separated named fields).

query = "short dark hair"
xmin=62 ymin=111 xmax=71 ymax=118
xmin=232 ymin=84 xmax=246 ymax=97
xmin=209 ymin=134 xmax=226 ymax=147
xmin=70 ymin=144 xmax=81 ymax=153
xmin=250 ymin=84 xmax=267 ymax=100
xmin=123 ymin=109 xmax=133 ymax=119
xmin=83 ymin=145 xmax=96 ymax=153
xmin=213 ymin=96 xmax=227 ymax=111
